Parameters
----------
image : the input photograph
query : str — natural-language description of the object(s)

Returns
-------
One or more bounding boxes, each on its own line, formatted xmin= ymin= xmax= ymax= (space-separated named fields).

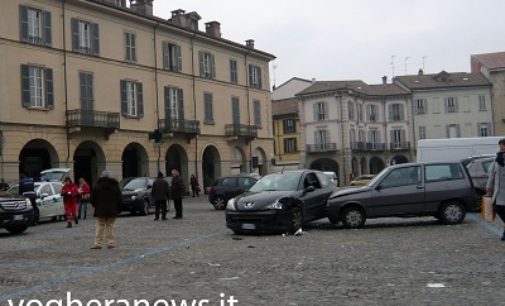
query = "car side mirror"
xmin=305 ymin=186 xmax=316 ymax=193
xmin=375 ymin=185 xmax=382 ymax=191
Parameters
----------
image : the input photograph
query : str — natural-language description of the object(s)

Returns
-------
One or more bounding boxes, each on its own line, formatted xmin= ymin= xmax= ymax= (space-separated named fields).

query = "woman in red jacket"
xmin=61 ymin=177 xmax=80 ymax=228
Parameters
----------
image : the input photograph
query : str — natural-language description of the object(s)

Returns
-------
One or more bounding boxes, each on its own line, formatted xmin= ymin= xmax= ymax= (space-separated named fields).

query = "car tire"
xmin=142 ymin=199 xmax=150 ymax=216
xmin=5 ymin=225 xmax=28 ymax=235
xmin=439 ymin=201 xmax=466 ymax=225
xmin=288 ymin=206 xmax=303 ymax=234
xmin=341 ymin=206 xmax=366 ymax=229
xmin=213 ymin=196 xmax=226 ymax=210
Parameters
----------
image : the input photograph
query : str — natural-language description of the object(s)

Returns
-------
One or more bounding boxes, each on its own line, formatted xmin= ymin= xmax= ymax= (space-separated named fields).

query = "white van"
xmin=416 ymin=137 xmax=502 ymax=163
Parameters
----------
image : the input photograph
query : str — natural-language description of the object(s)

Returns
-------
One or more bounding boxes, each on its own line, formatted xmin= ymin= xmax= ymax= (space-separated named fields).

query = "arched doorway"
xmin=202 ymin=145 xmax=222 ymax=189
xmin=122 ymin=143 xmax=149 ymax=178
xmin=253 ymin=147 xmax=268 ymax=176
xmin=360 ymin=157 xmax=367 ymax=175
xmin=231 ymin=147 xmax=246 ymax=175
xmin=74 ymin=141 xmax=106 ymax=187
xmin=310 ymin=158 xmax=339 ymax=185
xmin=351 ymin=157 xmax=358 ymax=178
xmin=166 ymin=144 xmax=188 ymax=182
xmin=391 ymin=155 xmax=409 ymax=165
xmin=369 ymin=156 xmax=385 ymax=174
xmin=19 ymin=139 xmax=59 ymax=178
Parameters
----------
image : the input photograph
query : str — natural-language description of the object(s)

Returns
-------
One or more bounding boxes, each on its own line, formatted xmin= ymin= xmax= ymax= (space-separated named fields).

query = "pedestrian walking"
xmin=78 ymin=178 xmax=91 ymax=220
xmin=90 ymin=171 xmax=122 ymax=249
xmin=487 ymin=138 xmax=505 ymax=241
xmin=0 ymin=178 xmax=9 ymax=191
xmin=152 ymin=172 xmax=170 ymax=221
xmin=190 ymin=174 xmax=200 ymax=197
xmin=61 ymin=177 xmax=79 ymax=228
xmin=171 ymin=169 xmax=185 ymax=219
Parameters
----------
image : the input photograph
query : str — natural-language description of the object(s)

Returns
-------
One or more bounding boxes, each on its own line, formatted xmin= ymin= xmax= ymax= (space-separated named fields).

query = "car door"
xmin=299 ymin=172 xmax=326 ymax=220
xmin=368 ymin=166 xmax=425 ymax=217
xmin=423 ymin=163 xmax=467 ymax=213
xmin=50 ymin=183 xmax=64 ymax=217
xmin=220 ymin=177 xmax=240 ymax=200
xmin=37 ymin=184 xmax=54 ymax=220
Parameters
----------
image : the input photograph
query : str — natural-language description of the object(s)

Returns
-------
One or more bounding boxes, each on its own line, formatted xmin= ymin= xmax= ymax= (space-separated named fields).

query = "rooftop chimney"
xmin=170 ymin=9 xmax=186 ymax=27
xmin=312 ymin=78 xmax=316 ymax=84
xmin=418 ymin=69 xmax=424 ymax=76
xmin=129 ymin=0 xmax=153 ymax=16
xmin=382 ymin=76 xmax=387 ymax=85
xmin=101 ymin=0 xmax=127 ymax=7
xmin=185 ymin=11 xmax=201 ymax=31
xmin=205 ymin=21 xmax=221 ymax=38
xmin=246 ymin=39 xmax=255 ymax=49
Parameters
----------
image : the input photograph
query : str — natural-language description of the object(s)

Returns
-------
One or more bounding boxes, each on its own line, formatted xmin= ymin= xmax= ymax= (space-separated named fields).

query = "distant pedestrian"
xmin=0 ymin=178 xmax=9 ymax=191
xmin=171 ymin=169 xmax=185 ymax=219
xmin=487 ymin=138 xmax=505 ymax=241
xmin=78 ymin=178 xmax=91 ymax=220
xmin=152 ymin=172 xmax=170 ymax=221
xmin=61 ymin=178 xmax=79 ymax=228
xmin=190 ymin=174 xmax=200 ymax=197
xmin=91 ymin=171 xmax=122 ymax=250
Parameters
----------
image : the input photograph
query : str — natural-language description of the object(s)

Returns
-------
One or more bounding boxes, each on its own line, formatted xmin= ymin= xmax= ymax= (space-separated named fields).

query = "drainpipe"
xmin=153 ymin=22 xmax=160 ymax=172
xmin=191 ymin=33 xmax=198 ymax=179
xmin=62 ymin=0 xmax=71 ymax=170
xmin=245 ymin=52 xmax=252 ymax=173
xmin=339 ymin=94 xmax=346 ymax=186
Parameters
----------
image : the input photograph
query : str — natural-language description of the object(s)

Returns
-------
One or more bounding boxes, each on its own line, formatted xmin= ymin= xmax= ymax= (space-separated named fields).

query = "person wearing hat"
xmin=487 ymin=138 xmax=505 ymax=241
xmin=152 ymin=172 xmax=170 ymax=221
xmin=90 ymin=171 xmax=122 ymax=249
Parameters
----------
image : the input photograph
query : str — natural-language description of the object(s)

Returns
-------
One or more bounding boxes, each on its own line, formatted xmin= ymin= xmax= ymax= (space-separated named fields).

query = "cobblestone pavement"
xmin=1 ymin=197 xmax=505 ymax=306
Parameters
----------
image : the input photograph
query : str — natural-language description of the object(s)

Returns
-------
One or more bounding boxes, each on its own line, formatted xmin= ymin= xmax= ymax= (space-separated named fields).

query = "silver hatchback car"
xmin=327 ymin=162 xmax=477 ymax=228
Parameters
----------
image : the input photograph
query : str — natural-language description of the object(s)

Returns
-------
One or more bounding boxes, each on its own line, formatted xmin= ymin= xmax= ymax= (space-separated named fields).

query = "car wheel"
xmin=288 ymin=206 xmax=303 ymax=234
xmin=341 ymin=206 xmax=366 ymax=229
xmin=5 ymin=225 xmax=28 ymax=235
xmin=213 ymin=196 xmax=226 ymax=210
xmin=439 ymin=202 xmax=466 ymax=225
xmin=142 ymin=199 xmax=150 ymax=216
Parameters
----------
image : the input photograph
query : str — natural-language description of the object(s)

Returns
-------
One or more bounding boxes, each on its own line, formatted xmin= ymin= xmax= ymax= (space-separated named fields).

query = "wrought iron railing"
xmin=159 ymin=119 xmax=200 ymax=134
xmin=365 ymin=143 xmax=386 ymax=151
xmin=225 ymin=124 xmax=258 ymax=138
xmin=390 ymin=142 xmax=411 ymax=151
xmin=306 ymin=143 xmax=338 ymax=153
xmin=67 ymin=109 xmax=120 ymax=129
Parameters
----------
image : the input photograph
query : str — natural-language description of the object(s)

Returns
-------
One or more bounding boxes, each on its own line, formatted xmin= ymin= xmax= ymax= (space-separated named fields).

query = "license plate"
xmin=241 ymin=223 xmax=256 ymax=230
xmin=13 ymin=215 xmax=24 ymax=221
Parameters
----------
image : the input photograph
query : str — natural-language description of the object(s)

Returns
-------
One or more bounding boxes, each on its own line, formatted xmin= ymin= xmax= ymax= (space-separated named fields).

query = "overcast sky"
xmin=154 ymin=0 xmax=505 ymax=86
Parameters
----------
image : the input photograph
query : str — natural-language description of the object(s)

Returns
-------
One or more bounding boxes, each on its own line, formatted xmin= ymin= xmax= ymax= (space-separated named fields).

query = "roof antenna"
xmin=404 ymin=56 xmax=410 ymax=74
xmin=390 ymin=55 xmax=396 ymax=79
xmin=273 ymin=64 xmax=278 ymax=88
xmin=422 ymin=56 xmax=428 ymax=71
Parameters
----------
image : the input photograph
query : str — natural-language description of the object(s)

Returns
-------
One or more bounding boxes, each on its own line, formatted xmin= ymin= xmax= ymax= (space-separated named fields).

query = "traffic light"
xmin=149 ymin=129 xmax=163 ymax=143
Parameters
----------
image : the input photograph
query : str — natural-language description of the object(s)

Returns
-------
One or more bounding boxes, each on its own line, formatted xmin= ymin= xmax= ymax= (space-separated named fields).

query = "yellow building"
xmin=0 ymin=0 xmax=275 ymax=189
xmin=272 ymin=98 xmax=301 ymax=170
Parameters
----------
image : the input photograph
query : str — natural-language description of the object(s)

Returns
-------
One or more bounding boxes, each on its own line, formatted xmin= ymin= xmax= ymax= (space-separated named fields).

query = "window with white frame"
xmin=125 ymin=32 xmax=136 ymax=62
xmin=21 ymin=64 xmax=54 ymax=109
xmin=416 ymin=98 xmax=427 ymax=114
xmin=79 ymin=22 xmax=91 ymax=51
xmin=29 ymin=67 xmax=45 ymax=107
xmin=249 ymin=65 xmax=262 ymax=89
xmin=389 ymin=103 xmax=404 ymax=121
xmin=199 ymin=51 xmax=215 ymax=79
xmin=419 ymin=126 xmax=426 ymax=140
xmin=315 ymin=129 xmax=329 ymax=145
xmin=357 ymin=104 xmax=363 ymax=123
xmin=283 ymin=119 xmax=296 ymax=134
xmin=391 ymin=129 xmax=406 ymax=148
xmin=368 ymin=129 xmax=380 ymax=143
xmin=283 ymin=138 xmax=297 ymax=153
xmin=445 ymin=97 xmax=458 ymax=113
xmin=120 ymin=80 xmax=143 ymax=118
xmin=314 ymin=102 xmax=328 ymax=121
xmin=446 ymin=124 xmax=460 ymax=138
xmin=479 ymin=96 xmax=487 ymax=111
xmin=71 ymin=19 xmax=99 ymax=55
xmin=27 ymin=9 xmax=42 ymax=43
xmin=479 ymin=123 xmax=491 ymax=137
xmin=367 ymin=104 xmax=378 ymax=122
xmin=127 ymin=82 xmax=138 ymax=116
xmin=20 ymin=6 xmax=51 ymax=46
xmin=163 ymin=42 xmax=182 ymax=72
xmin=348 ymin=101 xmax=355 ymax=120
xmin=230 ymin=60 xmax=238 ymax=84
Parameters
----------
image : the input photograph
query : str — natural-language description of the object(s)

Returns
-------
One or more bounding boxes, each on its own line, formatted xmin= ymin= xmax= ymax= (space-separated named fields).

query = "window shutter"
xmin=390 ymin=130 xmax=394 ymax=145
xmin=125 ymin=33 xmax=130 ymax=60
xmin=164 ymin=87 xmax=171 ymax=121
xmin=257 ymin=67 xmax=262 ymax=89
xmin=79 ymin=73 xmax=86 ymax=104
xmin=399 ymin=104 xmax=404 ymax=120
xmin=314 ymin=131 xmax=319 ymax=145
xmin=376 ymin=131 xmax=381 ymax=143
xmin=20 ymin=6 xmax=29 ymax=41
xmin=313 ymin=103 xmax=317 ymax=121
xmin=131 ymin=34 xmax=136 ymax=61
xmin=177 ymin=88 xmax=184 ymax=120
xmin=248 ymin=64 xmax=253 ymax=87
xmin=176 ymin=45 xmax=182 ymax=72
xmin=120 ymin=80 xmax=127 ymax=115
xmin=43 ymin=11 xmax=52 ymax=46
xmin=45 ymin=68 xmax=54 ymax=109
xmin=366 ymin=105 xmax=371 ymax=121
xmin=388 ymin=104 xmax=393 ymax=120
xmin=454 ymin=97 xmax=459 ymax=112
xmin=91 ymin=23 xmax=100 ymax=56
xmin=254 ymin=100 xmax=261 ymax=126
xmin=21 ymin=65 xmax=31 ymax=107
xmin=400 ymin=129 xmax=406 ymax=143
xmin=444 ymin=98 xmax=448 ymax=113
xmin=137 ymin=82 xmax=143 ymax=117
xmin=198 ymin=51 xmax=204 ymax=77
xmin=210 ymin=54 xmax=216 ymax=79
xmin=86 ymin=73 xmax=93 ymax=108
xmin=162 ymin=42 xmax=169 ymax=70
xmin=71 ymin=19 xmax=79 ymax=51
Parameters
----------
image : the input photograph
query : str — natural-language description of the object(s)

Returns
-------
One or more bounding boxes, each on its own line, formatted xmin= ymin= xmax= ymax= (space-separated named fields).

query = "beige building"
xmin=0 ymin=0 xmax=275 ymax=189
xmin=297 ymin=78 xmax=415 ymax=186
xmin=471 ymin=52 xmax=505 ymax=136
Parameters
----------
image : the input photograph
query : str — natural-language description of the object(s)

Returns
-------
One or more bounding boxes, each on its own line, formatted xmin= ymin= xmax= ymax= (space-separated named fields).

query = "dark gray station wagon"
xmin=327 ymin=162 xmax=477 ymax=228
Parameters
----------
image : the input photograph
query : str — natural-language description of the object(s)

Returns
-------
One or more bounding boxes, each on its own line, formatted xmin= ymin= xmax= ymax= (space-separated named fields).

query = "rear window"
xmin=219 ymin=177 xmax=237 ymax=187
xmin=482 ymin=161 xmax=493 ymax=174
xmin=425 ymin=164 xmax=464 ymax=182
xmin=238 ymin=177 xmax=256 ymax=189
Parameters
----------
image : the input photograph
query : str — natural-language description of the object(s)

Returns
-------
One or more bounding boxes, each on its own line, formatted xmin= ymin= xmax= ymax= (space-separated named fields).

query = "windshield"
xmin=366 ymin=169 xmax=389 ymax=187
xmin=249 ymin=172 xmax=301 ymax=192
xmin=41 ymin=172 xmax=66 ymax=181
xmin=121 ymin=178 xmax=146 ymax=190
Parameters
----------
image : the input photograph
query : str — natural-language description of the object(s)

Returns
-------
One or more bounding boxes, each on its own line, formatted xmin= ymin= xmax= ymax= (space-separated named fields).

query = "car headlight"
xmin=131 ymin=195 xmax=136 ymax=201
xmin=265 ymin=199 xmax=283 ymax=210
xmin=226 ymin=198 xmax=236 ymax=211
xmin=25 ymin=198 xmax=32 ymax=208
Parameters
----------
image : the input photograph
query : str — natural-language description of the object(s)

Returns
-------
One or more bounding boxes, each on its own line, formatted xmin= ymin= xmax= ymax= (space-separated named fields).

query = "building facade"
xmin=396 ymin=71 xmax=493 ymax=143
xmin=471 ymin=52 xmax=505 ymax=136
xmin=0 ymin=0 xmax=275 ymax=189
xmin=297 ymin=79 xmax=415 ymax=186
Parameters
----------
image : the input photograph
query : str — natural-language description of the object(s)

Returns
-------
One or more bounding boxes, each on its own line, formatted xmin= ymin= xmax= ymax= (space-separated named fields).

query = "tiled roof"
xmin=272 ymin=98 xmax=298 ymax=116
xmin=296 ymin=80 xmax=408 ymax=97
xmin=472 ymin=52 xmax=505 ymax=70
xmin=395 ymin=71 xmax=490 ymax=90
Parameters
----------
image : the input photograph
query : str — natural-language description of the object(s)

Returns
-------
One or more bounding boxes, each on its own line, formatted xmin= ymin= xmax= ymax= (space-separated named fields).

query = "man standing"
xmin=19 ymin=173 xmax=37 ymax=224
xmin=171 ymin=169 xmax=185 ymax=219
xmin=91 ymin=171 xmax=122 ymax=249
xmin=152 ymin=172 xmax=170 ymax=221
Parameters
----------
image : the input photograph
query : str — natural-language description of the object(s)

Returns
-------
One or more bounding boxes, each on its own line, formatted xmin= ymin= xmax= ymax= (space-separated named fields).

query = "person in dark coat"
xmin=152 ymin=172 xmax=170 ymax=221
xmin=171 ymin=169 xmax=185 ymax=219
xmin=90 ymin=171 xmax=122 ymax=249
xmin=190 ymin=174 xmax=200 ymax=197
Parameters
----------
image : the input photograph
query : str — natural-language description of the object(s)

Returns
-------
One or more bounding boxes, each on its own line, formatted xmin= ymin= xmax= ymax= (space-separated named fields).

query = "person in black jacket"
xmin=171 ymin=169 xmax=185 ymax=219
xmin=152 ymin=172 xmax=170 ymax=221
xmin=90 ymin=171 xmax=122 ymax=249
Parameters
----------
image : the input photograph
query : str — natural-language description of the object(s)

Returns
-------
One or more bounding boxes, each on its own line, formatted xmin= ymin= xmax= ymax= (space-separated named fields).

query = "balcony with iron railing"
xmin=67 ymin=109 xmax=120 ymax=130
xmin=159 ymin=119 xmax=200 ymax=135
xmin=365 ymin=142 xmax=386 ymax=152
xmin=390 ymin=142 xmax=411 ymax=151
xmin=306 ymin=143 xmax=338 ymax=153
xmin=351 ymin=142 xmax=366 ymax=151
xmin=225 ymin=124 xmax=258 ymax=139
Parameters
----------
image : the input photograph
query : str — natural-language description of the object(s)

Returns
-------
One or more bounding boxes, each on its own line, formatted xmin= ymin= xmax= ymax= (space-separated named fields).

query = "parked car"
xmin=119 ymin=177 xmax=154 ymax=215
xmin=0 ymin=191 xmax=34 ymax=234
xmin=350 ymin=175 xmax=375 ymax=187
xmin=8 ymin=181 xmax=65 ymax=223
xmin=39 ymin=168 xmax=71 ymax=182
xmin=327 ymin=162 xmax=477 ymax=229
xmin=462 ymin=156 xmax=494 ymax=194
xmin=226 ymin=170 xmax=337 ymax=234
xmin=208 ymin=175 xmax=258 ymax=210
